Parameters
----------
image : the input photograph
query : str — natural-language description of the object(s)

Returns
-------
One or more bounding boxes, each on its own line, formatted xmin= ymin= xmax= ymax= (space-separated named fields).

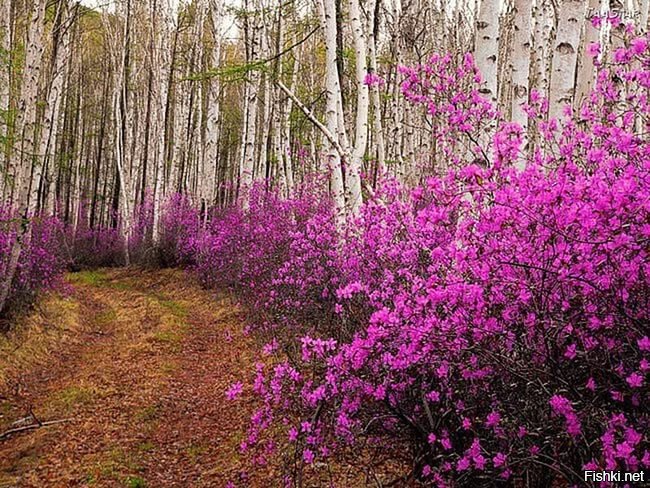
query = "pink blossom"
xmin=626 ymin=372 xmax=644 ymax=388
xmin=303 ymin=449 xmax=314 ymax=464
xmin=226 ymin=382 xmax=244 ymax=400
xmin=493 ymin=453 xmax=507 ymax=467
xmin=587 ymin=42 xmax=601 ymax=58
xmin=363 ymin=71 xmax=385 ymax=87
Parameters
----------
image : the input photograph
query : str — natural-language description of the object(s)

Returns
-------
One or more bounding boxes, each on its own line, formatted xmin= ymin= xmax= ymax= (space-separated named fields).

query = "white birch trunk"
xmin=639 ymin=0 xmax=649 ymax=31
xmin=111 ymin=0 xmax=135 ymax=265
xmin=281 ymin=45 xmax=300 ymax=197
xmin=272 ymin=90 xmax=286 ymax=196
xmin=319 ymin=0 xmax=346 ymax=226
xmin=532 ymin=0 xmax=554 ymax=99
xmin=510 ymin=0 xmax=533 ymax=150
xmin=389 ymin=0 xmax=406 ymax=180
xmin=71 ymin=105 xmax=84 ymax=236
xmin=576 ymin=0 xmax=603 ymax=106
xmin=367 ymin=0 xmax=386 ymax=176
xmin=0 ymin=0 xmax=47 ymax=314
xmin=474 ymin=0 xmax=500 ymax=103
xmin=347 ymin=0 xmax=368 ymax=216
xmin=0 ymin=0 xmax=10 ymax=197
xmin=259 ymin=74 xmax=271 ymax=181
xmin=152 ymin=0 xmax=173 ymax=245
xmin=549 ymin=0 xmax=587 ymax=120
xmin=203 ymin=0 xmax=223 ymax=209
xmin=36 ymin=3 xmax=72 ymax=217
xmin=239 ymin=5 xmax=262 ymax=211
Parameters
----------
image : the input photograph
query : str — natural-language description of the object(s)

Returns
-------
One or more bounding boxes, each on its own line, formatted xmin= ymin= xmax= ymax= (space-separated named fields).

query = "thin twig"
xmin=0 ymin=418 xmax=72 ymax=440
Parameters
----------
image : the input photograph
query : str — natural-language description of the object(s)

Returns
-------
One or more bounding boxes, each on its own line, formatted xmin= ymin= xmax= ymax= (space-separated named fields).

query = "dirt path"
xmin=0 ymin=269 xmax=266 ymax=487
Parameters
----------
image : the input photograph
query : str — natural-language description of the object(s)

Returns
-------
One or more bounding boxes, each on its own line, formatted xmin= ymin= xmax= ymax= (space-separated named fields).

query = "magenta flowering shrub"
xmin=129 ymin=194 xmax=155 ymax=265
xmin=190 ymin=181 xmax=344 ymax=339
xmin=0 ymin=210 xmax=66 ymax=320
xmin=67 ymin=218 xmax=126 ymax=269
xmin=158 ymin=193 xmax=201 ymax=266
xmin=15 ymin=216 xmax=66 ymax=297
xmin=171 ymin=35 xmax=650 ymax=486
xmin=191 ymin=185 xmax=294 ymax=294
xmin=68 ymin=196 xmax=160 ymax=268
xmin=399 ymin=52 xmax=498 ymax=169
xmin=69 ymin=228 xmax=124 ymax=269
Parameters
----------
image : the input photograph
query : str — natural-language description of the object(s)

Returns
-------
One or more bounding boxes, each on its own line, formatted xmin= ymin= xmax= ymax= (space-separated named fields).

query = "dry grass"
xmin=0 ymin=291 xmax=81 ymax=393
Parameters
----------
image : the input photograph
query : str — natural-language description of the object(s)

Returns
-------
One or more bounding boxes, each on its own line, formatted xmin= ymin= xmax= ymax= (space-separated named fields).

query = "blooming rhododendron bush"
xmin=160 ymin=33 xmax=650 ymax=485
xmin=0 ymin=210 xmax=66 ymax=320
xmin=67 ymin=221 xmax=126 ymax=269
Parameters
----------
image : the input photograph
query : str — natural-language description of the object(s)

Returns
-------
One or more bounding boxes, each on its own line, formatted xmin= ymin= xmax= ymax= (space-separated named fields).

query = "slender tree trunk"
xmin=347 ymin=0 xmax=368 ymax=216
xmin=510 ymin=0 xmax=532 ymax=154
xmin=203 ymin=0 xmax=223 ymax=209
xmin=549 ymin=0 xmax=587 ymax=120
xmin=474 ymin=0 xmax=500 ymax=103
xmin=111 ymin=0 xmax=135 ymax=265
xmin=319 ymin=0 xmax=346 ymax=226
xmin=639 ymin=0 xmax=650 ymax=31
xmin=576 ymin=0 xmax=603 ymax=107
xmin=368 ymin=0 xmax=386 ymax=177
xmin=240 ymin=3 xmax=261 ymax=211
xmin=388 ymin=0 xmax=406 ymax=180
xmin=0 ymin=0 xmax=47 ymax=315
xmin=38 ymin=2 xmax=72 ymax=216
xmin=282 ymin=43 xmax=299 ymax=197
xmin=0 ymin=0 xmax=10 ymax=197
xmin=152 ymin=0 xmax=173 ymax=245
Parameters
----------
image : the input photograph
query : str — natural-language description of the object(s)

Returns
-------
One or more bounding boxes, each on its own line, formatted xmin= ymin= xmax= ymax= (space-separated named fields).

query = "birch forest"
xmin=0 ymin=0 xmax=648 ymax=485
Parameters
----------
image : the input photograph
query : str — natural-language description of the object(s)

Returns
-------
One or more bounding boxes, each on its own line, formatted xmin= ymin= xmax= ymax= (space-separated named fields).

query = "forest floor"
xmin=0 ymin=269 xmax=401 ymax=488
xmin=0 ymin=268 xmax=277 ymax=487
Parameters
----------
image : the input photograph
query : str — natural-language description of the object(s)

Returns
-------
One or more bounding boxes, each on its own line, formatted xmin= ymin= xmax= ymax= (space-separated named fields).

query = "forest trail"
xmin=0 ymin=269 xmax=269 ymax=487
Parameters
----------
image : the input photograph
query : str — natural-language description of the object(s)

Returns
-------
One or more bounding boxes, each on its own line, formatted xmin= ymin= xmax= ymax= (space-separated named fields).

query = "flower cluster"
xmin=0 ymin=209 xmax=66 ymax=319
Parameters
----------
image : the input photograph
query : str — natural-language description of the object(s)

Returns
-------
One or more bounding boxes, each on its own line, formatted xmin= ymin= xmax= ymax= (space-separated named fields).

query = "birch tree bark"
xmin=0 ymin=0 xmax=10 ymax=196
xmin=271 ymin=8 xmax=286 ymax=196
xmin=474 ymin=0 xmax=500 ymax=103
xmin=532 ymin=0 xmax=554 ymax=100
xmin=549 ymin=0 xmax=587 ymax=120
xmin=281 ymin=44 xmax=300 ymax=197
xmin=319 ymin=0 xmax=346 ymax=225
xmin=347 ymin=0 xmax=369 ymax=215
xmin=37 ymin=2 xmax=72 ymax=216
xmin=368 ymin=0 xmax=386 ymax=177
xmin=388 ymin=0 xmax=406 ymax=180
xmin=510 ymin=0 xmax=533 ymax=151
xmin=0 ymin=0 xmax=47 ymax=314
xmin=203 ymin=0 xmax=223 ymax=209
xmin=152 ymin=0 xmax=174 ymax=245
xmin=639 ymin=0 xmax=649 ymax=31
xmin=111 ymin=0 xmax=135 ymax=264
xmin=71 ymin=76 xmax=84 ymax=236
xmin=576 ymin=0 xmax=603 ymax=106
xmin=258 ymin=74 xmax=271 ymax=182
xmin=239 ymin=2 xmax=262 ymax=211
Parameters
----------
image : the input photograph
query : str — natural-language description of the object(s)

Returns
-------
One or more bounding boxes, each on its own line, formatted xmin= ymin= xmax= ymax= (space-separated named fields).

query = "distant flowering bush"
xmin=0 ymin=210 xmax=66 ymax=319
xmin=163 ymin=32 xmax=649 ymax=485
xmin=129 ymin=194 xmax=155 ymax=265
xmin=67 ymin=209 xmax=126 ymax=269
xmin=68 ymin=196 xmax=164 ymax=269
xmin=158 ymin=193 xmax=201 ymax=267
